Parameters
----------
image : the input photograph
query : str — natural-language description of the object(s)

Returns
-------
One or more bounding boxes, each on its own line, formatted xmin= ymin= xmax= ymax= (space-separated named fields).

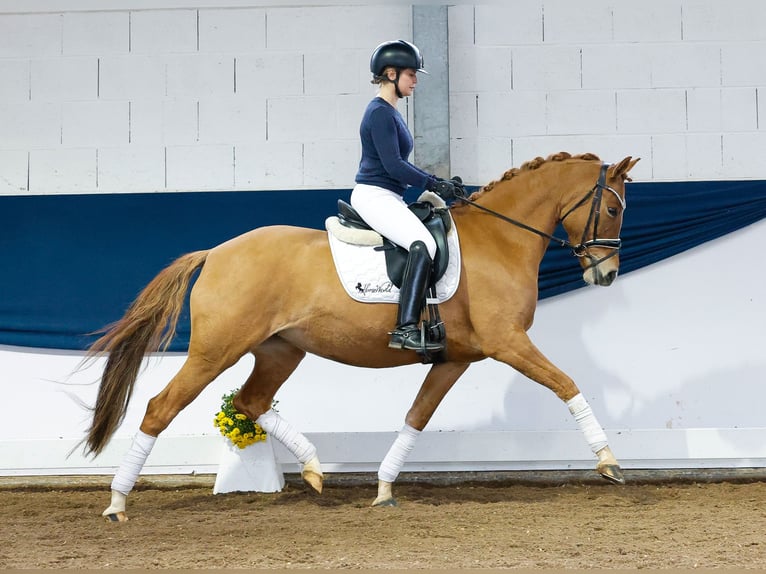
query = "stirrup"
xmin=388 ymin=324 xmax=444 ymax=352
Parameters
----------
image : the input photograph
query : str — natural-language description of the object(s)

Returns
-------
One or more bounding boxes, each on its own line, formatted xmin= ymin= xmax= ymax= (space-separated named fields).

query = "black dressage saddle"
xmin=335 ymin=199 xmax=452 ymax=288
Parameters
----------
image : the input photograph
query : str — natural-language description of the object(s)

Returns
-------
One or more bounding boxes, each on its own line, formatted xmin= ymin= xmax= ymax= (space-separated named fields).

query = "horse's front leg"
xmin=489 ymin=329 xmax=624 ymax=484
xmin=373 ymin=361 xmax=470 ymax=507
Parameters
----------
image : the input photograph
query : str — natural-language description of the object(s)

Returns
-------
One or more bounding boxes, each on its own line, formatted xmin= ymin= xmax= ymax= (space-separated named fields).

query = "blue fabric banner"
xmin=1 ymin=180 xmax=764 ymax=351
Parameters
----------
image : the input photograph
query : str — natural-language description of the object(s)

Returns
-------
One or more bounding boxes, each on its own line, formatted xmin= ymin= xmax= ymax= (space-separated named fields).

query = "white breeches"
xmin=350 ymin=184 xmax=437 ymax=259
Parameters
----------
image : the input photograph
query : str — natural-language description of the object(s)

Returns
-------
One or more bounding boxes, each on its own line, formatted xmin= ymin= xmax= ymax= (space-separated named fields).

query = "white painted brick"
xmin=582 ymin=44 xmax=653 ymax=90
xmin=683 ymin=1 xmax=766 ymax=42
xmin=721 ymin=42 xmax=766 ymax=87
xmin=198 ymin=8 xmax=266 ymax=53
xmin=99 ymin=55 xmax=166 ymax=100
xmin=474 ymin=3 xmax=543 ymax=46
xmin=305 ymin=50 xmax=364 ymax=96
xmin=648 ymin=43 xmax=720 ymax=88
xmin=166 ymin=145 xmax=234 ymax=191
xmin=447 ymin=5 xmax=476 ymax=47
xmin=652 ymin=133 xmax=725 ymax=181
xmin=612 ymin=0 xmax=682 ymax=42
xmin=547 ymin=90 xmax=617 ymax=135
xmin=336 ymin=93 xmax=371 ymax=140
xmin=266 ymin=6 xmax=410 ymax=51
xmin=31 ymin=57 xmax=97 ymax=101
xmin=29 ymin=148 xmax=96 ymax=194
xmin=687 ymin=88 xmax=758 ymax=132
xmin=0 ymin=60 xmax=29 ymax=102
xmin=265 ymin=7 xmax=349 ymax=51
xmin=236 ymin=53 xmax=303 ymax=97
xmin=543 ymin=0 xmax=612 ymax=44
xmin=722 ymin=132 xmax=766 ymax=178
xmin=686 ymin=133 xmax=727 ymax=180
xmin=62 ymin=101 xmax=129 ymax=147
xmin=267 ymin=96 xmax=337 ymax=142
xmin=759 ymin=88 xmax=766 ymax=130
xmin=97 ymin=146 xmax=166 ymax=192
xmin=130 ymin=10 xmax=197 ymax=54
xmin=304 ymin=140 xmax=358 ymax=188
xmin=616 ymin=89 xmax=686 ymax=134
xmin=198 ymin=96 xmax=266 ymax=144
xmin=166 ymin=54 xmax=235 ymax=98
xmin=450 ymin=137 xmax=511 ymax=186
xmin=342 ymin=5 xmax=411 ymax=50
xmin=0 ymin=150 xmax=28 ymax=194
xmin=450 ymin=46 xmax=512 ymax=93
xmin=512 ymin=46 xmax=581 ymax=90
xmin=0 ymin=14 xmax=62 ymax=57
xmin=130 ymin=100 xmax=198 ymax=145
xmin=62 ymin=11 xmax=129 ymax=55
xmin=234 ymin=142 xmax=303 ymax=189
xmin=477 ymin=91 xmax=547 ymax=138
xmin=0 ymin=102 xmax=60 ymax=149
xmin=450 ymin=93 xmax=478 ymax=140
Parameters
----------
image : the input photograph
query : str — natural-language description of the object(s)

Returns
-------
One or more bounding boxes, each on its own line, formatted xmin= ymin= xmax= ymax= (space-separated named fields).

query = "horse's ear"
xmin=609 ymin=156 xmax=641 ymax=182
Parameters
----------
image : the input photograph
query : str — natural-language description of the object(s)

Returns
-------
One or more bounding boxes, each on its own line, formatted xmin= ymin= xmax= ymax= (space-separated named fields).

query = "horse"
xmin=84 ymin=151 xmax=640 ymax=521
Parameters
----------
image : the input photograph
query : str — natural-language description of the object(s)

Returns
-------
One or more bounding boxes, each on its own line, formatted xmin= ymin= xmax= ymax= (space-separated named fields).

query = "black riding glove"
xmin=450 ymin=176 xmax=466 ymax=198
xmin=426 ymin=177 xmax=458 ymax=201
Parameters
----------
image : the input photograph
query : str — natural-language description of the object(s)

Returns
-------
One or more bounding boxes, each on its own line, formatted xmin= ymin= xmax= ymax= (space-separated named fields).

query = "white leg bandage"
xmin=110 ymin=430 xmax=157 ymax=496
xmin=567 ymin=393 xmax=608 ymax=454
xmin=256 ymin=409 xmax=316 ymax=464
xmin=378 ymin=424 xmax=421 ymax=483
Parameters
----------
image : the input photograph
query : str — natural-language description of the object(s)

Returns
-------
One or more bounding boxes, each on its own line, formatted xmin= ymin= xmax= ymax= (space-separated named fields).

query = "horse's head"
xmin=559 ymin=156 xmax=640 ymax=286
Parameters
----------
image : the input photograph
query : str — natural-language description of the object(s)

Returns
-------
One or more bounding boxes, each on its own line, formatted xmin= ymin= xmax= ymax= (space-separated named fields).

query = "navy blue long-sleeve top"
xmin=355 ymin=97 xmax=432 ymax=196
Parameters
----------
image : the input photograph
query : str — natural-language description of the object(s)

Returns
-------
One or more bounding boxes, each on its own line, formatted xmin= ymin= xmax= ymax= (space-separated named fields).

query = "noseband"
xmin=456 ymin=162 xmax=625 ymax=270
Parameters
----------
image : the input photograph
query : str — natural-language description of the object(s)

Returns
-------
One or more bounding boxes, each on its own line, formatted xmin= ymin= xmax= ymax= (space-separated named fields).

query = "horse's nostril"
xmin=603 ymin=270 xmax=617 ymax=285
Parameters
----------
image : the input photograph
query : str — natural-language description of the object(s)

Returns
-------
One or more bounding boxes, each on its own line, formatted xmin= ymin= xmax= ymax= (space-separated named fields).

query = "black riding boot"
xmin=388 ymin=241 xmax=444 ymax=352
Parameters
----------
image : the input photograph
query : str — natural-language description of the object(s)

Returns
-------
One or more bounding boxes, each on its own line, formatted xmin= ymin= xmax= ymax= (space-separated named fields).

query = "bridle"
xmin=455 ymin=163 xmax=625 ymax=270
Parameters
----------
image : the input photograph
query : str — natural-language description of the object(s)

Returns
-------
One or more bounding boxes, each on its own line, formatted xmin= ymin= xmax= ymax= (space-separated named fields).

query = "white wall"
xmin=1 ymin=1 xmax=765 ymax=475
xmin=1 ymin=1 xmax=765 ymax=195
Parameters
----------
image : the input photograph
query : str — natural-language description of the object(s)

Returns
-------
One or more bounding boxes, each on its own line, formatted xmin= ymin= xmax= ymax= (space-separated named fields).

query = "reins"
xmin=455 ymin=163 xmax=624 ymax=269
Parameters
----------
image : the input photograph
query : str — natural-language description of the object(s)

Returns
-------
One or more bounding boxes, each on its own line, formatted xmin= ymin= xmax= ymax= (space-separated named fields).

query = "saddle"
xmin=335 ymin=199 xmax=452 ymax=288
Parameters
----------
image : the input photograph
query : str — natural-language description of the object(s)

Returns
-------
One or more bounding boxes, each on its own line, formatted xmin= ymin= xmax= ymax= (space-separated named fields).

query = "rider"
xmin=350 ymin=39 xmax=463 ymax=353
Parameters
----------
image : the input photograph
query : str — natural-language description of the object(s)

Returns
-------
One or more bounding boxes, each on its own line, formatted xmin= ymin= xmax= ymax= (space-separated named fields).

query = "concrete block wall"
xmin=449 ymin=0 xmax=766 ymax=185
xmin=0 ymin=1 xmax=764 ymax=195
xmin=0 ymin=4 xmax=412 ymax=194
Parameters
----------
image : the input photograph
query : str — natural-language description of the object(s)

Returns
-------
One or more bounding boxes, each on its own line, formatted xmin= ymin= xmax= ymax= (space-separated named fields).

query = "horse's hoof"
xmin=104 ymin=511 xmax=128 ymax=522
xmin=302 ymin=470 xmax=323 ymax=494
xmin=598 ymin=464 xmax=625 ymax=485
xmin=372 ymin=496 xmax=398 ymax=507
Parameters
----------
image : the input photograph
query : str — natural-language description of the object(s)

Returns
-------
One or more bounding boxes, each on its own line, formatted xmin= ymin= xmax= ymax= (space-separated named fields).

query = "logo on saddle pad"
xmin=325 ymin=195 xmax=461 ymax=305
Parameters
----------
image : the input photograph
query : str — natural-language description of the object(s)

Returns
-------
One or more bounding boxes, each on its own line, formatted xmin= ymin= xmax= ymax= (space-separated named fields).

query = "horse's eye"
xmin=607 ymin=207 xmax=618 ymax=217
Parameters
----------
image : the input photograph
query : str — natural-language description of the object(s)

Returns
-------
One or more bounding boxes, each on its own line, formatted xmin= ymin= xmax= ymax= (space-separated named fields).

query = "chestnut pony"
xmin=85 ymin=152 xmax=639 ymax=521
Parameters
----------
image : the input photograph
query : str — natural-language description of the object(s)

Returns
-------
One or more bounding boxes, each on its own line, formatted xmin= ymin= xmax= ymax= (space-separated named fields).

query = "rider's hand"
xmin=427 ymin=177 xmax=457 ymax=201
xmin=449 ymin=176 xmax=466 ymax=198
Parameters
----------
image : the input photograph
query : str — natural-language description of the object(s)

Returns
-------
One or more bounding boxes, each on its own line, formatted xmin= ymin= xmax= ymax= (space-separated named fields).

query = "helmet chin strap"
xmin=393 ymin=69 xmax=403 ymax=98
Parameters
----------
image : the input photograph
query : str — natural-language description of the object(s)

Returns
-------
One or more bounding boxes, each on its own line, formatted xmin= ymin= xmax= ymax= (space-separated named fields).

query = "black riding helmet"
xmin=370 ymin=39 xmax=428 ymax=77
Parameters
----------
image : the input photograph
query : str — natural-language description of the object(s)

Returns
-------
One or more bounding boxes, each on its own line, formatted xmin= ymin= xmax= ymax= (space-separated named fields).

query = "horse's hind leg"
xmin=102 ymin=351 xmax=240 ymax=521
xmin=373 ymin=361 xmax=470 ymax=507
xmin=230 ymin=336 xmax=323 ymax=494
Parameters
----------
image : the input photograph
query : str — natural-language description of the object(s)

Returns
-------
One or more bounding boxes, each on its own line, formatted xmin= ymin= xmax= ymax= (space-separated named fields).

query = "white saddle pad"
xmin=325 ymin=213 xmax=461 ymax=304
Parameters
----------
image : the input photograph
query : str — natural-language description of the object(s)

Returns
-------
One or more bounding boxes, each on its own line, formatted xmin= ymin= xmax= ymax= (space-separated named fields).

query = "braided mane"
xmin=461 ymin=151 xmax=602 ymax=203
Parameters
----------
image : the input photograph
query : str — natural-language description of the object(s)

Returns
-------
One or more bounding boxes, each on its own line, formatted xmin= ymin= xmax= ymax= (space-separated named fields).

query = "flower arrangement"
xmin=213 ymin=389 xmax=273 ymax=449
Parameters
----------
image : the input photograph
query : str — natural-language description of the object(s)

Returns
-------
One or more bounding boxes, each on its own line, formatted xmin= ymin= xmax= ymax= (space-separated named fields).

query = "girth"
xmin=336 ymin=199 xmax=452 ymax=288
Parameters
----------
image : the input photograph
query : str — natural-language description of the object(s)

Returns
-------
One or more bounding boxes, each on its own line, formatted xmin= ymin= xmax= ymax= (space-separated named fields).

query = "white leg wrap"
xmin=567 ymin=393 xmax=608 ymax=454
xmin=378 ymin=424 xmax=420 ymax=483
xmin=110 ymin=430 xmax=156 ymax=496
xmin=256 ymin=409 xmax=316 ymax=464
